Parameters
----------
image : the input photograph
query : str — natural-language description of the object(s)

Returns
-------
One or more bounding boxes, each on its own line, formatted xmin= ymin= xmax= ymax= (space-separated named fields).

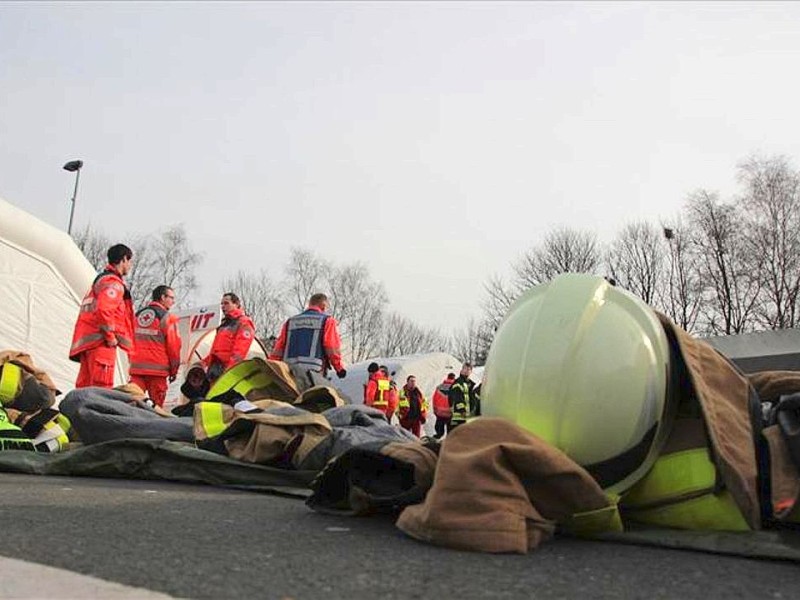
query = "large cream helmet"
xmin=481 ymin=273 xmax=673 ymax=494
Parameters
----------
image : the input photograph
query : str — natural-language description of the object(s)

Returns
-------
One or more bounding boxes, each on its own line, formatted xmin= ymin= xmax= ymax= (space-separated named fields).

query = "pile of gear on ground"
xmin=1 ymin=274 xmax=799 ymax=559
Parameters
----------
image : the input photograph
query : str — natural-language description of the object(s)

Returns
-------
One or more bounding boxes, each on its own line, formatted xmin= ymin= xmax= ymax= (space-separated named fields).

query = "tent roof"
xmin=0 ymin=197 xmax=98 ymax=393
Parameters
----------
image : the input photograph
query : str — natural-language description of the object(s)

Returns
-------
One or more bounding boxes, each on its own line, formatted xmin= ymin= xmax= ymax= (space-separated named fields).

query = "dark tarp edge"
xmin=583 ymin=526 xmax=800 ymax=562
xmin=0 ymin=439 xmax=314 ymax=499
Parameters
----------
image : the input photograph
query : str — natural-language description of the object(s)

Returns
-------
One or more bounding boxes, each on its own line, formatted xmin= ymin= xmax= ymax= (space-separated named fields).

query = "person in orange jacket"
xmin=128 ymin=285 xmax=182 ymax=407
xmin=432 ymin=372 xmax=456 ymax=439
xmin=398 ymin=375 xmax=428 ymax=437
xmin=203 ymin=292 xmax=257 ymax=383
xmin=364 ymin=364 xmax=397 ymax=422
xmin=269 ymin=293 xmax=346 ymax=389
xmin=70 ymin=244 xmax=135 ymax=389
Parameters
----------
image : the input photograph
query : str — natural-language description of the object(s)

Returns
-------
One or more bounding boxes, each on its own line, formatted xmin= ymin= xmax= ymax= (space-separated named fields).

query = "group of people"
xmin=68 ymin=244 xmax=347 ymax=408
xmin=364 ymin=361 xmax=479 ymax=438
xmin=68 ymin=243 xmax=478 ymax=437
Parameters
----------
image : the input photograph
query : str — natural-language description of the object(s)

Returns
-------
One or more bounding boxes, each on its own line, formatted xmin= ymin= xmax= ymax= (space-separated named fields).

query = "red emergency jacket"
xmin=129 ymin=301 xmax=182 ymax=378
xmin=69 ymin=265 xmax=135 ymax=361
xmin=268 ymin=305 xmax=344 ymax=374
xmin=203 ymin=308 xmax=256 ymax=373
xmin=365 ymin=371 xmax=398 ymax=418
xmin=432 ymin=375 xmax=455 ymax=418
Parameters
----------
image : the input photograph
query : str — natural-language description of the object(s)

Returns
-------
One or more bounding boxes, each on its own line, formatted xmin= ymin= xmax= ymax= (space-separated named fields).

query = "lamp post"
xmin=63 ymin=159 xmax=84 ymax=236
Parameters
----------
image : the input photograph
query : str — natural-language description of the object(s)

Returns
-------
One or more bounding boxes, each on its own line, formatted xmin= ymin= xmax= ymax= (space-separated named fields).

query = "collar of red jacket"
xmin=305 ymin=305 xmax=325 ymax=314
xmin=103 ymin=263 xmax=123 ymax=277
xmin=225 ymin=307 xmax=244 ymax=320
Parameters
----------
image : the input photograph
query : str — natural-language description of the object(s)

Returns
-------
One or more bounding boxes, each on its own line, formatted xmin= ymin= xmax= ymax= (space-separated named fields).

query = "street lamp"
xmin=63 ymin=159 xmax=84 ymax=236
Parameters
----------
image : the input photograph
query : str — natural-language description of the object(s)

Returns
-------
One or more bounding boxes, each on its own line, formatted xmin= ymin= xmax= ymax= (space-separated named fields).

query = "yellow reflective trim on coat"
xmin=0 ymin=363 xmax=22 ymax=405
xmin=622 ymin=448 xmax=750 ymax=531
xmin=55 ymin=413 xmax=71 ymax=434
xmin=197 ymin=402 xmax=227 ymax=439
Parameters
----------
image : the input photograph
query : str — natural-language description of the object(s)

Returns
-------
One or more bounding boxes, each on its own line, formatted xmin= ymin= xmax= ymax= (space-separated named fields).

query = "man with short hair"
xmin=432 ymin=372 xmax=456 ymax=438
xmin=203 ymin=292 xmax=256 ymax=383
xmin=128 ymin=285 xmax=182 ymax=407
xmin=448 ymin=362 xmax=477 ymax=430
xmin=269 ymin=293 xmax=346 ymax=389
xmin=70 ymin=244 xmax=135 ymax=388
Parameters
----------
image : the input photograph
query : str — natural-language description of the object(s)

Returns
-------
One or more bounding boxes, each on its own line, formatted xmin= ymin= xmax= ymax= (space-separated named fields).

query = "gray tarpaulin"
xmin=0 ymin=439 xmax=314 ymax=498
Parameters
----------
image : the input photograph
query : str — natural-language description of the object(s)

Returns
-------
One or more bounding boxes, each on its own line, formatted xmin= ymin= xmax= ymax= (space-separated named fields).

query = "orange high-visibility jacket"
xmin=203 ymin=308 xmax=256 ymax=372
xmin=129 ymin=301 xmax=182 ymax=377
xmin=432 ymin=375 xmax=455 ymax=418
xmin=69 ymin=265 xmax=135 ymax=361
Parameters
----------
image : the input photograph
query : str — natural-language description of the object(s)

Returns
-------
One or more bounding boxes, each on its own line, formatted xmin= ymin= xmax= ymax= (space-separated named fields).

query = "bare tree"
xmin=514 ymin=227 xmax=601 ymax=291
xmin=738 ymin=155 xmax=800 ymax=329
xmin=124 ymin=226 xmax=202 ymax=309
xmin=606 ymin=221 xmax=662 ymax=305
xmin=328 ymin=262 xmax=387 ymax=362
xmin=284 ymin=247 xmax=331 ymax=313
xmin=73 ymin=224 xmax=111 ymax=270
xmin=451 ymin=317 xmax=494 ymax=366
xmin=221 ymin=270 xmax=286 ymax=341
xmin=378 ymin=312 xmax=447 ymax=357
xmin=657 ymin=218 xmax=703 ymax=333
xmin=149 ymin=225 xmax=203 ymax=307
xmin=482 ymin=274 xmax=518 ymax=332
xmin=687 ymin=189 xmax=762 ymax=334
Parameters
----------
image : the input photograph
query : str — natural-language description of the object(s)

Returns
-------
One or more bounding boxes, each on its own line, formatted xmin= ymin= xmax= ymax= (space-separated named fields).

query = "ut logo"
xmin=189 ymin=313 xmax=216 ymax=331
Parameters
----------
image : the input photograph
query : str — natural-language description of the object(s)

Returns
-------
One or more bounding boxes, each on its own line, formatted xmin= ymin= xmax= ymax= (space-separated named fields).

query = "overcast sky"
xmin=3 ymin=1 xmax=800 ymax=333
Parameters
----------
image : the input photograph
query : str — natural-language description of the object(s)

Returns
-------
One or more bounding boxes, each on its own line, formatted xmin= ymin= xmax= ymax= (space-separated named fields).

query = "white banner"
xmin=173 ymin=304 xmax=220 ymax=364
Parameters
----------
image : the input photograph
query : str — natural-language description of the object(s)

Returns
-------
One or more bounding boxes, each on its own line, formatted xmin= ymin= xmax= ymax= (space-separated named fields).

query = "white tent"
xmin=0 ymin=196 xmax=119 ymax=393
xmin=335 ymin=352 xmax=479 ymax=436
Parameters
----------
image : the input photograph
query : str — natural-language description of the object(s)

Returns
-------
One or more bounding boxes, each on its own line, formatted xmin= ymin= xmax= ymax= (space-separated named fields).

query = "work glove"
xmin=336 ymin=369 xmax=347 ymax=379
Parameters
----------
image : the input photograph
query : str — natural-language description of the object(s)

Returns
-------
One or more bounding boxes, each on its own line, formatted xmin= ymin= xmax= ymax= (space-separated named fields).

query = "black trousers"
xmin=434 ymin=416 xmax=451 ymax=438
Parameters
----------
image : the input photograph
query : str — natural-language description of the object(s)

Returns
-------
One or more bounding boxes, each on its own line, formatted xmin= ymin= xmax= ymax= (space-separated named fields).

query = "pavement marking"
xmin=0 ymin=556 xmax=176 ymax=599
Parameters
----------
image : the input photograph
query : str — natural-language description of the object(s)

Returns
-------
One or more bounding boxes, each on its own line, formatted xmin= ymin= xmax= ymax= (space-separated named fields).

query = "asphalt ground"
xmin=0 ymin=473 xmax=797 ymax=600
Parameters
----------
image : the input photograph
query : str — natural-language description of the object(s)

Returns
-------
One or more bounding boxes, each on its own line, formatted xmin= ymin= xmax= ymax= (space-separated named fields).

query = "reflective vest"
xmin=399 ymin=386 xmax=427 ymax=421
xmin=620 ymin=419 xmax=750 ymax=531
xmin=69 ymin=267 xmax=135 ymax=360
xmin=450 ymin=379 xmax=472 ymax=423
xmin=283 ymin=309 xmax=328 ymax=373
xmin=129 ymin=302 xmax=181 ymax=377
xmin=373 ymin=378 xmax=391 ymax=408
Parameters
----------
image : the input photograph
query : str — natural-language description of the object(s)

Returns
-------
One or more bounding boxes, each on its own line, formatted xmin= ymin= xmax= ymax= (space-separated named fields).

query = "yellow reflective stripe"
xmin=622 ymin=448 xmax=750 ymax=531
xmin=197 ymin=402 xmax=227 ymax=438
xmin=626 ymin=490 xmax=749 ymax=531
xmin=623 ymin=448 xmax=716 ymax=505
xmin=55 ymin=413 xmax=71 ymax=434
xmin=0 ymin=363 xmax=22 ymax=405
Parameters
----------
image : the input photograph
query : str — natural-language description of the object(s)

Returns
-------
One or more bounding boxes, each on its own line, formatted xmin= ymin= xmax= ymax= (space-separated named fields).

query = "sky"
xmin=3 ymin=1 xmax=800 ymax=334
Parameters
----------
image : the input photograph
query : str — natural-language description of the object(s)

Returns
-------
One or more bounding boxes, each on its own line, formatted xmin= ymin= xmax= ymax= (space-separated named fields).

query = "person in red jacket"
xmin=128 ymin=285 xmax=182 ymax=407
xmin=203 ymin=292 xmax=257 ymax=383
xmin=269 ymin=293 xmax=346 ymax=390
xmin=398 ymin=375 xmax=428 ymax=437
xmin=70 ymin=244 xmax=135 ymax=389
xmin=432 ymin=372 xmax=456 ymax=439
